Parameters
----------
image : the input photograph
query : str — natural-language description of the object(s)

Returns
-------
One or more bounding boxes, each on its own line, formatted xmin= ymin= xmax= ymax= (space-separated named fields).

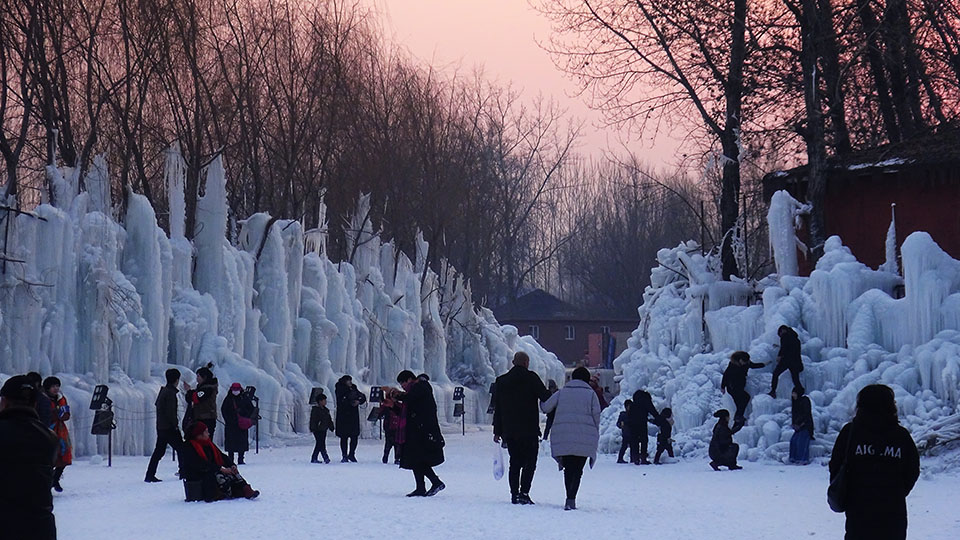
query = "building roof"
xmin=493 ymin=289 xmax=636 ymax=323
xmin=762 ymin=127 xmax=960 ymax=199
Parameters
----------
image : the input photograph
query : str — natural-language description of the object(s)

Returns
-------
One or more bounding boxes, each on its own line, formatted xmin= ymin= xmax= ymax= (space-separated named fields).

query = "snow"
xmin=766 ymin=190 xmax=810 ymax=277
xmin=847 ymin=157 xmax=911 ymax=170
xmin=53 ymin=429 xmax=960 ymax=539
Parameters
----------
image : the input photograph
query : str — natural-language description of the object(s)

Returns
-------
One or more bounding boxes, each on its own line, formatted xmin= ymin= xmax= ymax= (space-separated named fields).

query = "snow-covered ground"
xmin=55 ymin=429 xmax=960 ymax=539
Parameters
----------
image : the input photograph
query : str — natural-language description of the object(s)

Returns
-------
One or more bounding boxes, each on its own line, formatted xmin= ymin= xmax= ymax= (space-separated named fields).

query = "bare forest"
xmin=3 ymin=0 xmax=960 ymax=316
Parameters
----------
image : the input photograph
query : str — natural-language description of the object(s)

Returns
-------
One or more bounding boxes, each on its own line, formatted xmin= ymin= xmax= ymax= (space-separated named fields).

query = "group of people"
xmin=144 ymin=365 xmax=260 ymax=502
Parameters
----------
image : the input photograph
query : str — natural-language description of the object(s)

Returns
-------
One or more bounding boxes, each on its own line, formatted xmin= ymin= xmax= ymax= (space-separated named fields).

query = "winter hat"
xmin=42 ymin=376 xmax=61 ymax=391
xmin=714 ymin=409 xmax=730 ymax=419
xmin=230 ymin=383 xmax=243 ymax=392
xmin=190 ymin=422 xmax=209 ymax=440
xmin=1 ymin=375 xmax=37 ymax=404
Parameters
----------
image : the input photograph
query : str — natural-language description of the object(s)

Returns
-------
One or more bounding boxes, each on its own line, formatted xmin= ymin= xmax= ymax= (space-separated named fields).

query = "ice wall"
xmin=0 ymin=148 xmax=563 ymax=456
xmin=608 ymin=225 xmax=960 ymax=463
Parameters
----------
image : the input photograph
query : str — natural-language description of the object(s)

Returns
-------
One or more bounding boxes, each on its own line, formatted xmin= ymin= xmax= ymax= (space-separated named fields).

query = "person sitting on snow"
xmin=709 ymin=409 xmax=743 ymax=471
xmin=180 ymin=422 xmax=259 ymax=502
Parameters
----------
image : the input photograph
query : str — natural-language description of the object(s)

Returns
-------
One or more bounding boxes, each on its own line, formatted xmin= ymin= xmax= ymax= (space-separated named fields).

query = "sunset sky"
xmin=372 ymin=0 xmax=682 ymax=169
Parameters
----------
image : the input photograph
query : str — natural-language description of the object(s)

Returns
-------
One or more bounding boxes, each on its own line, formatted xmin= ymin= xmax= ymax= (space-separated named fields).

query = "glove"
xmin=59 ymin=405 xmax=70 ymax=418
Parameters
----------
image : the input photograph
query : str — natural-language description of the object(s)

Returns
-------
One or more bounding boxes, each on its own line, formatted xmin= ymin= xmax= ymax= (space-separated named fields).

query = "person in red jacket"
xmin=180 ymin=422 xmax=259 ymax=502
xmin=42 ymin=377 xmax=72 ymax=492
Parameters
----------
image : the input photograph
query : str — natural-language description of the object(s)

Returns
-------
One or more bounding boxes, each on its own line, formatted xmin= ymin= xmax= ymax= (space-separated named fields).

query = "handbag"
xmin=237 ymin=415 xmax=254 ymax=430
xmin=827 ymin=424 xmax=854 ymax=512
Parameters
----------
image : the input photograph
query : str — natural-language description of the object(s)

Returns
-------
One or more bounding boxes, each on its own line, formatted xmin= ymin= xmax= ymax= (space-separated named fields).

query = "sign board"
xmin=453 ymin=403 xmax=464 ymax=417
xmin=369 ymin=386 xmax=383 ymax=403
xmin=89 ymin=385 xmax=110 ymax=410
xmin=367 ymin=406 xmax=383 ymax=422
xmin=91 ymin=409 xmax=115 ymax=435
xmin=309 ymin=387 xmax=326 ymax=405
xmin=453 ymin=386 xmax=464 ymax=401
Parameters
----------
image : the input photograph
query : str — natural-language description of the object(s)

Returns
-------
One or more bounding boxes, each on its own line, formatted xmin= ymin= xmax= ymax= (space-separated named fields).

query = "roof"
xmin=762 ymin=127 xmax=960 ymax=198
xmin=493 ymin=289 xmax=636 ymax=323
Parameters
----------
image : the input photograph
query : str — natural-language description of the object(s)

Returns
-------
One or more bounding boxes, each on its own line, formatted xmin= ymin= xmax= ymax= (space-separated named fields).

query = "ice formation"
xmin=0 ymin=148 xmax=564 ymax=456
xmin=606 ymin=190 xmax=960 ymax=463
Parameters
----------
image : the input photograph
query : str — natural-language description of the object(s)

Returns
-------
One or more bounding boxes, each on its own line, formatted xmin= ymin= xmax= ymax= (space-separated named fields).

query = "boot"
xmin=382 ymin=453 xmax=389 ymax=464
xmin=564 ymin=499 xmax=576 ymax=511
xmin=348 ymin=454 xmax=358 ymax=463
xmin=425 ymin=481 xmax=445 ymax=497
xmin=406 ymin=489 xmax=427 ymax=497
xmin=729 ymin=464 xmax=743 ymax=470
xmin=517 ymin=493 xmax=534 ymax=505
xmin=709 ymin=461 xmax=721 ymax=471
xmin=242 ymin=484 xmax=260 ymax=499
xmin=52 ymin=468 xmax=64 ymax=492
xmin=144 ymin=476 xmax=162 ymax=483
xmin=237 ymin=453 xmax=245 ymax=465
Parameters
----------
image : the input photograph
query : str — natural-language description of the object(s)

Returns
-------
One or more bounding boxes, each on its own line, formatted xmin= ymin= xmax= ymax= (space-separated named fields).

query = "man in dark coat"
xmin=183 ymin=364 xmax=219 ymax=437
xmin=26 ymin=371 xmax=53 ymax=428
xmin=221 ymin=382 xmax=254 ymax=464
xmin=492 ymin=351 xmax=550 ymax=504
xmin=396 ymin=370 xmax=445 ymax=497
xmin=627 ymin=390 xmax=660 ymax=464
xmin=335 ymin=375 xmax=366 ymax=462
xmin=830 ymin=384 xmax=920 ymax=540
xmin=721 ymin=350 xmax=766 ymax=428
xmin=145 ymin=368 xmax=183 ymax=482
xmin=770 ymin=325 xmax=803 ymax=397
xmin=0 ymin=375 xmax=59 ymax=539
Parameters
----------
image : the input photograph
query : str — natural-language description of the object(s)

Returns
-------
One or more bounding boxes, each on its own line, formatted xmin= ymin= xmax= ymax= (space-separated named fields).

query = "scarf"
xmin=190 ymin=439 xmax=224 ymax=466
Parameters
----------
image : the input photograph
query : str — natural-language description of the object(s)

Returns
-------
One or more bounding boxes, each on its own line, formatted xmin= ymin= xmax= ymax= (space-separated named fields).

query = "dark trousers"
xmin=617 ymin=430 xmax=631 ymax=461
xmin=654 ymin=441 xmax=674 ymax=463
xmin=340 ymin=436 xmax=358 ymax=459
xmin=730 ymin=389 xmax=750 ymax=422
xmin=712 ymin=443 xmax=740 ymax=467
xmin=505 ymin=436 xmax=539 ymax=495
xmin=228 ymin=451 xmax=245 ymax=464
xmin=771 ymin=362 xmax=802 ymax=394
xmin=413 ymin=465 xmax=441 ymax=491
xmin=145 ymin=429 xmax=182 ymax=479
xmin=312 ymin=431 xmax=329 ymax=461
xmin=629 ymin=430 xmax=649 ymax=463
xmin=383 ymin=433 xmax=401 ymax=462
xmin=561 ymin=455 xmax=588 ymax=500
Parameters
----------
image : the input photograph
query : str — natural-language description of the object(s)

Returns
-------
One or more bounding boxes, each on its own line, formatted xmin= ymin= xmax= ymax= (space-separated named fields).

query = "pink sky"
xmin=373 ymin=0 xmax=680 ymax=168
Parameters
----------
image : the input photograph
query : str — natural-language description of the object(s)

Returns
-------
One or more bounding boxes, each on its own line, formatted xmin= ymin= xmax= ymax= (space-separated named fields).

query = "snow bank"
xmin=0 ymin=148 xmax=563 ymax=456
xmin=606 ymin=192 xmax=960 ymax=463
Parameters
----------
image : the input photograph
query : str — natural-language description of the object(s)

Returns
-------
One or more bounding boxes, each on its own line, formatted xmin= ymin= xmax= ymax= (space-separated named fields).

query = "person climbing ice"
xmin=769 ymin=325 xmax=803 ymax=398
xmin=721 ymin=351 xmax=765 ymax=429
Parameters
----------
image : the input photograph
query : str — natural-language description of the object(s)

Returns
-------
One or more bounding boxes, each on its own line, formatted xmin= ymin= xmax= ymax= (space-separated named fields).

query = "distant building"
xmin=763 ymin=128 xmax=960 ymax=273
xmin=494 ymin=289 xmax=637 ymax=367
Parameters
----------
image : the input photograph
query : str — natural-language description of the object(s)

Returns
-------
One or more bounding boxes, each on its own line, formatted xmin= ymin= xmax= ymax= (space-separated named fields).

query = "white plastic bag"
xmin=493 ymin=441 xmax=505 ymax=480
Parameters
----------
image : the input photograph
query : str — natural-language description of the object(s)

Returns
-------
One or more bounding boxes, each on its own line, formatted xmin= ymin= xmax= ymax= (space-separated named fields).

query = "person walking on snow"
xmin=42 ymin=377 xmax=71 ymax=492
xmin=381 ymin=387 xmax=405 ymax=464
xmin=540 ymin=367 xmax=600 ymax=511
xmin=309 ymin=393 xmax=334 ymax=463
xmin=542 ymin=379 xmax=559 ymax=441
xmin=721 ymin=351 xmax=765 ymax=428
xmin=492 ymin=351 xmax=551 ymax=505
xmin=627 ymin=390 xmax=660 ymax=464
xmin=335 ymin=375 xmax=366 ymax=462
xmin=789 ymin=386 xmax=814 ymax=464
xmin=709 ymin=409 xmax=743 ymax=470
xmin=396 ymin=370 xmax=445 ymax=497
xmin=654 ymin=407 xmax=675 ymax=464
xmin=769 ymin=325 xmax=803 ymax=398
xmin=145 ymin=368 xmax=183 ymax=482
xmin=221 ymin=382 xmax=255 ymax=464
xmin=616 ymin=399 xmax=633 ymax=463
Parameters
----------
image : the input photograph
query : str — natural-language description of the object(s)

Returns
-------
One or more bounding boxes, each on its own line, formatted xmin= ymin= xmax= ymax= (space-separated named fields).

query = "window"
xmin=600 ymin=326 xmax=611 ymax=335
xmin=529 ymin=325 xmax=540 ymax=340
xmin=565 ymin=325 xmax=575 ymax=341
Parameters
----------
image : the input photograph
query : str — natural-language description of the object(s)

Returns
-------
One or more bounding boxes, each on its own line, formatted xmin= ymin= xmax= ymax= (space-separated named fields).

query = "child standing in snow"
xmin=310 ymin=394 xmax=334 ymax=463
xmin=653 ymin=407 xmax=674 ymax=464
xmin=616 ymin=400 xmax=632 ymax=463
xmin=789 ymin=386 xmax=813 ymax=464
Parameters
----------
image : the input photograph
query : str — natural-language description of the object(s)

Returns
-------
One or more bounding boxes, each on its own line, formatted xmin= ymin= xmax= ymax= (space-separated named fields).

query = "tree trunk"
xmin=800 ymin=0 xmax=829 ymax=263
xmin=719 ymin=0 xmax=747 ymax=280
xmin=856 ymin=0 xmax=901 ymax=142
xmin=816 ymin=0 xmax=850 ymax=154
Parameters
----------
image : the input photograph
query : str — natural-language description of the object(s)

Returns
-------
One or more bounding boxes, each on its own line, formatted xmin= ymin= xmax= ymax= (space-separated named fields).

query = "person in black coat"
xmin=396 ymin=370 xmax=445 ymax=497
xmin=221 ymin=383 xmax=254 ymax=464
xmin=721 ymin=351 xmax=766 ymax=428
xmin=492 ymin=351 xmax=551 ymax=504
xmin=183 ymin=365 xmax=219 ymax=438
xmin=654 ymin=407 xmax=674 ymax=464
xmin=627 ymin=390 xmax=660 ymax=465
xmin=335 ymin=375 xmax=366 ymax=462
xmin=180 ymin=422 xmax=259 ymax=501
xmin=309 ymin=394 xmax=334 ymax=463
xmin=709 ymin=409 xmax=743 ymax=470
xmin=830 ymin=384 xmax=919 ymax=540
xmin=770 ymin=325 xmax=803 ymax=398
xmin=145 ymin=368 xmax=183 ymax=482
xmin=542 ymin=379 xmax=559 ymax=441
xmin=26 ymin=372 xmax=53 ymax=428
xmin=616 ymin=399 xmax=633 ymax=463
xmin=0 ymin=375 xmax=59 ymax=540
xmin=789 ymin=386 xmax=814 ymax=464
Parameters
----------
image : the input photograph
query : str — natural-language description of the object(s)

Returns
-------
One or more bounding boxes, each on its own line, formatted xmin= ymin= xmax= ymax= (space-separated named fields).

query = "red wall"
xmin=823 ymin=167 xmax=960 ymax=269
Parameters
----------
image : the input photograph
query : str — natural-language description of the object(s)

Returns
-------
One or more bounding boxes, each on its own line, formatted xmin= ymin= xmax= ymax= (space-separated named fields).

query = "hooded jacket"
xmin=540 ymin=379 xmax=601 ymax=465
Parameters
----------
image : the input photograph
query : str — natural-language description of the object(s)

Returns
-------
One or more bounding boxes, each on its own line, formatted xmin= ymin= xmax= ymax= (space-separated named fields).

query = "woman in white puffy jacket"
xmin=540 ymin=366 xmax=601 ymax=511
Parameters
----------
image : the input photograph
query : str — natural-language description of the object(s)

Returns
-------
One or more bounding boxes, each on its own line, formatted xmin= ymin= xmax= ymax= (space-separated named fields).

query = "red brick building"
xmin=494 ymin=289 xmax=638 ymax=367
xmin=763 ymin=128 xmax=960 ymax=272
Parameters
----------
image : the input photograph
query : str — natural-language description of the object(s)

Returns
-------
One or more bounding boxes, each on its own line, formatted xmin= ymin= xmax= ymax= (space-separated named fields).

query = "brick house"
xmin=763 ymin=128 xmax=960 ymax=273
xmin=494 ymin=289 xmax=638 ymax=367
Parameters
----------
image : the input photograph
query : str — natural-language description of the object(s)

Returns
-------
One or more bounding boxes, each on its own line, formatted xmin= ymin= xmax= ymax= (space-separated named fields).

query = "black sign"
xmin=367 ymin=406 xmax=383 ymax=421
xmin=369 ymin=386 xmax=384 ymax=403
xmin=91 ymin=409 xmax=115 ymax=435
xmin=89 ymin=385 xmax=111 ymax=410
xmin=453 ymin=386 xmax=464 ymax=401
xmin=453 ymin=403 xmax=464 ymax=417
